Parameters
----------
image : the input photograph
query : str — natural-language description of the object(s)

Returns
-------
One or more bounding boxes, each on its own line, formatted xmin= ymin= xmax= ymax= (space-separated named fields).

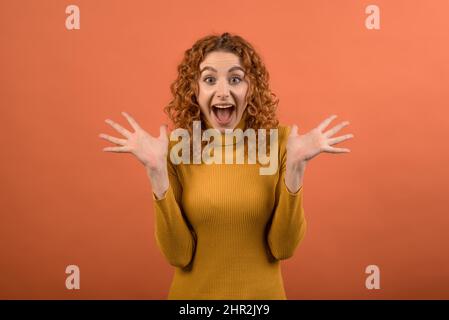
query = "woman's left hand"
xmin=287 ymin=115 xmax=354 ymax=168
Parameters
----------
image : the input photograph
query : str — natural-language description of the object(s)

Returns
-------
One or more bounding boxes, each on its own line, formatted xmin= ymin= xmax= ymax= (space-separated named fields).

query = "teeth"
xmin=213 ymin=104 xmax=234 ymax=109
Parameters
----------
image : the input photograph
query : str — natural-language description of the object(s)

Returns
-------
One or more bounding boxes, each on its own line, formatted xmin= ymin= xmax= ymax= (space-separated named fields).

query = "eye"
xmin=203 ymin=76 xmax=216 ymax=85
xmin=230 ymin=76 xmax=242 ymax=84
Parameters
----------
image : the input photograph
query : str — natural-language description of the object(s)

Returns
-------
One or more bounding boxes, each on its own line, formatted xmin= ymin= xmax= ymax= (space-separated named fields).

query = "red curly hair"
xmin=164 ymin=32 xmax=280 ymax=137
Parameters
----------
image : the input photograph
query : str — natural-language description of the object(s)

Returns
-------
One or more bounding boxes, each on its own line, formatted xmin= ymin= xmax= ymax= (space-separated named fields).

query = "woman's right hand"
xmin=99 ymin=111 xmax=169 ymax=172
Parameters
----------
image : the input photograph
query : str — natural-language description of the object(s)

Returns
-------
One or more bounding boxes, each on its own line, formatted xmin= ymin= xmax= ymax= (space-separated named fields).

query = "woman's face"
xmin=197 ymin=51 xmax=249 ymax=133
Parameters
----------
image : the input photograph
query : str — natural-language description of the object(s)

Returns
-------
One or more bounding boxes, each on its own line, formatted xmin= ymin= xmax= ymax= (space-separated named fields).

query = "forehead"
xmin=199 ymin=51 xmax=243 ymax=71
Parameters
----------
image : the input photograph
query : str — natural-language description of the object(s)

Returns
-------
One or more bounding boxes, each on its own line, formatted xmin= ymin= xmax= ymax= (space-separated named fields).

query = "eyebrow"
xmin=200 ymin=66 xmax=245 ymax=74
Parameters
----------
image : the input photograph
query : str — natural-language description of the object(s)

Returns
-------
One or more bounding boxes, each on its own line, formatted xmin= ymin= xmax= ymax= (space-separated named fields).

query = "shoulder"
xmin=276 ymin=124 xmax=291 ymax=144
xmin=274 ymin=125 xmax=291 ymax=161
xmin=277 ymin=124 xmax=291 ymax=135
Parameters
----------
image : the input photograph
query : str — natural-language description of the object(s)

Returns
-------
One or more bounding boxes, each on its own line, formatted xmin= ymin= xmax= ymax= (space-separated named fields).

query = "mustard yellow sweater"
xmin=152 ymin=115 xmax=307 ymax=300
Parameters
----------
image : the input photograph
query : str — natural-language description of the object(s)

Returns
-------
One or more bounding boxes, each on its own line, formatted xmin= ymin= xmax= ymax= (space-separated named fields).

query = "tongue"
xmin=215 ymin=108 xmax=232 ymax=123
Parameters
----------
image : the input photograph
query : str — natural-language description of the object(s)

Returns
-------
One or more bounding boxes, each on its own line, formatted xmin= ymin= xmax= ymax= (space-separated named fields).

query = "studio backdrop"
xmin=1 ymin=0 xmax=448 ymax=299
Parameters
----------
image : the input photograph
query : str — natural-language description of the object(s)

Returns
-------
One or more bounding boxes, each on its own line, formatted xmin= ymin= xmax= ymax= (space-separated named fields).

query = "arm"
xmin=99 ymin=113 xmax=197 ymax=268
xmin=148 ymin=144 xmax=197 ymax=268
xmin=267 ymin=126 xmax=307 ymax=260
xmin=267 ymin=114 xmax=355 ymax=260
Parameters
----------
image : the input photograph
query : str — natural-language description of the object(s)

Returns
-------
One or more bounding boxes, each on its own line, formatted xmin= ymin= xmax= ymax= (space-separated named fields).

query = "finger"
xmin=290 ymin=124 xmax=299 ymax=137
xmin=323 ymin=121 xmax=350 ymax=138
xmin=105 ymin=119 xmax=132 ymax=138
xmin=317 ymin=115 xmax=338 ymax=132
xmin=327 ymin=134 xmax=354 ymax=146
xmin=98 ymin=133 xmax=127 ymax=146
xmin=102 ymin=146 xmax=132 ymax=152
xmin=121 ymin=111 xmax=142 ymax=132
xmin=159 ymin=124 xmax=168 ymax=139
xmin=321 ymin=146 xmax=351 ymax=153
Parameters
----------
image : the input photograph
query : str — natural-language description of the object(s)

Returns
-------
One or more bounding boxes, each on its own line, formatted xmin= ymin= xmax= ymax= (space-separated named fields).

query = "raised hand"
xmin=99 ymin=112 xmax=169 ymax=171
xmin=283 ymin=115 xmax=354 ymax=193
xmin=287 ymin=115 xmax=354 ymax=166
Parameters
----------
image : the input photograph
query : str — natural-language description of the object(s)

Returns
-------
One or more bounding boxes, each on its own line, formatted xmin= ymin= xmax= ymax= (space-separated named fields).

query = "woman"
xmin=99 ymin=33 xmax=354 ymax=299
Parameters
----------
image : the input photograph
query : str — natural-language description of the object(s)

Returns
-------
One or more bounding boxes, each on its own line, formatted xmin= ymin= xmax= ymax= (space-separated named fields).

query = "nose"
xmin=216 ymin=79 xmax=230 ymax=99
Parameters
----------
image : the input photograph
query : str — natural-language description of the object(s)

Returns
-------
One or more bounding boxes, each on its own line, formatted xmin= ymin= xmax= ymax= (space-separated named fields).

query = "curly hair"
xmin=164 ymin=32 xmax=280 ymax=138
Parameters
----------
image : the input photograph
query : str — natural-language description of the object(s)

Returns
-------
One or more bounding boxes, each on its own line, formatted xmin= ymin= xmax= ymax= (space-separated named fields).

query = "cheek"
xmin=198 ymin=85 xmax=213 ymax=101
xmin=234 ymin=85 xmax=249 ymax=102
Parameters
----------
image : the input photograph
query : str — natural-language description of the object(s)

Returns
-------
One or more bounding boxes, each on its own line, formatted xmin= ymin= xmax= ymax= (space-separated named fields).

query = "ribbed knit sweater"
xmin=152 ymin=113 xmax=307 ymax=300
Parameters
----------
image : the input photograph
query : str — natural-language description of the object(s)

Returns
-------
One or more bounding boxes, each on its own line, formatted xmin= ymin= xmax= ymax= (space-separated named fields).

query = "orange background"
xmin=1 ymin=0 xmax=448 ymax=299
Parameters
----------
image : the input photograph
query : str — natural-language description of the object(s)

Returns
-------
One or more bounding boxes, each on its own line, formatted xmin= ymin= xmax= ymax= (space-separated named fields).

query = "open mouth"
xmin=211 ymin=104 xmax=236 ymax=125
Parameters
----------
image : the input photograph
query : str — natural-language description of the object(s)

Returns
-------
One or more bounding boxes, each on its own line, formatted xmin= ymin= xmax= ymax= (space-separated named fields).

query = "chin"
xmin=220 ymin=121 xmax=237 ymax=131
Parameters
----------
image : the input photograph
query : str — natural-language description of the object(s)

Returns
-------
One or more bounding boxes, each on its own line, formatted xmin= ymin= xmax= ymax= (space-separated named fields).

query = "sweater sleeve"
xmin=267 ymin=126 xmax=307 ymax=260
xmin=152 ymin=147 xmax=197 ymax=268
